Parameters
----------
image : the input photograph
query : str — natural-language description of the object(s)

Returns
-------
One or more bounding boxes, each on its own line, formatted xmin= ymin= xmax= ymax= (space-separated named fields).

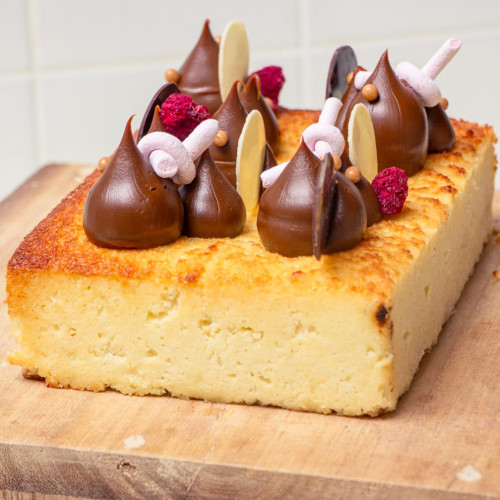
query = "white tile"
xmin=307 ymin=0 xmax=500 ymax=46
xmin=0 ymin=0 xmax=30 ymax=72
xmin=38 ymin=64 xmax=179 ymax=164
xmin=35 ymin=0 xmax=300 ymax=69
xmin=0 ymin=78 xmax=37 ymax=201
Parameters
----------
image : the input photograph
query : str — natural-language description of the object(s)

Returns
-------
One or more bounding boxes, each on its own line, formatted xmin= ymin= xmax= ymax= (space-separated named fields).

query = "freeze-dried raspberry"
xmin=372 ymin=167 xmax=408 ymax=215
xmin=250 ymin=66 xmax=285 ymax=110
xmin=160 ymin=94 xmax=210 ymax=141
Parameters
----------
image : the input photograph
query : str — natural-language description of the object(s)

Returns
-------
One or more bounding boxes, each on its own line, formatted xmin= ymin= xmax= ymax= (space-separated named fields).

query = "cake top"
xmin=8 ymin=116 xmax=494 ymax=306
xmin=29 ymin=21 xmax=478 ymax=263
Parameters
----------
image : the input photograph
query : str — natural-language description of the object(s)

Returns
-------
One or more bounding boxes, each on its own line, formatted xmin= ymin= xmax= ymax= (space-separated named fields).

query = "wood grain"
xmin=0 ymin=165 xmax=499 ymax=500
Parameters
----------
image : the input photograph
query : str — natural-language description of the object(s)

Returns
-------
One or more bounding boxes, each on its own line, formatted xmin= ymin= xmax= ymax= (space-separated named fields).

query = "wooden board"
xmin=0 ymin=164 xmax=499 ymax=500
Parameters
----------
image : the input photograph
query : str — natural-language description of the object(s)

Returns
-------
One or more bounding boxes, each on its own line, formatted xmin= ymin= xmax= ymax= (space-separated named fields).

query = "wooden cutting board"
xmin=0 ymin=164 xmax=499 ymax=500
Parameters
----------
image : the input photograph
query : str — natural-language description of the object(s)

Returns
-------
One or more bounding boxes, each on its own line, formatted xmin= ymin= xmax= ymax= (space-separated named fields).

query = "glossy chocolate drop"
xmin=322 ymin=172 xmax=367 ymax=254
xmin=257 ymin=141 xmax=321 ymax=257
xmin=137 ymin=83 xmax=178 ymax=141
xmin=179 ymin=150 xmax=246 ymax=238
xmin=239 ymin=75 xmax=280 ymax=151
xmin=426 ymin=103 xmax=456 ymax=152
xmin=326 ymin=45 xmax=358 ymax=100
xmin=83 ymin=117 xmax=183 ymax=249
xmin=355 ymin=176 xmax=382 ymax=227
xmin=208 ymin=81 xmax=248 ymax=188
xmin=341 ymin=52 xmax=428 ymax=176
xmin=178 ymin=20 xmax=222 ymax=115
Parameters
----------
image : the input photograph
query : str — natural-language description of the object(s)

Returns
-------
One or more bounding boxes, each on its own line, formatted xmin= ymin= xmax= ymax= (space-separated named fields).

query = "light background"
xmin=1 ymin=0 xmax=499 ymax=201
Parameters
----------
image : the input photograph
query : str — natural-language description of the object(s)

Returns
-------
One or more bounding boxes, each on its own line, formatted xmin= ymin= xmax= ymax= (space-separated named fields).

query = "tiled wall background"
xmin=1 ymin=0 xmax=499 ymax=201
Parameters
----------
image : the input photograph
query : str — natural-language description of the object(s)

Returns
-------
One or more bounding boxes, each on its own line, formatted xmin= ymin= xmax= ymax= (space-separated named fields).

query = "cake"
xmin=5 ymin=22 xmax=498 ymax=416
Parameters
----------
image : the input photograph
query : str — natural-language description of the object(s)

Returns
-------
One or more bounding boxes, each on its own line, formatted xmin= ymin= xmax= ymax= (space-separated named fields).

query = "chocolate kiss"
xmin=209 ymin=80 xmax=248 ymax=188
xmin=178 ymin=20 xmax=222 ymax=115
xmin=326 ymin=45 xmax=358 ymax=100
xmin=83 ymin=117 xmax=184 ymax=249
xmin=179 ymin=150 xmax=246 ymax=238
xmin=426 ymin=103 xmax=456 ymax=152
xmin=322 ymin=172 xmax=367 ymax=254
xmin=239 ymin=75 xmax=280 ymax=151
xmin=137 ymin=83 xmax=178 ymax=141
xmin=341 ymin=51 xmax=428 ymax=176
xmin=257 ymin=141 xmax=321 ymax=257
xmin=354 ymin=176 xmax=382 ymax=227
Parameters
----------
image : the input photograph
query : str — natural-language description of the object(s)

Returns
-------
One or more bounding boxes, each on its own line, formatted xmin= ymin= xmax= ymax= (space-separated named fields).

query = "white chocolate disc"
xmin=347 ymin=103 xmax=378 ymax=182
xmin=219 ymin=21 xmax=249 ymax=101
xmin=236 ymin=110 xmax=266 ymax=213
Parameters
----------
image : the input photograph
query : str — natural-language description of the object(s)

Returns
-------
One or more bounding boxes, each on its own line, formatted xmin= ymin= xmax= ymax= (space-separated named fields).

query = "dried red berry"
xmin=249 ymin=66 xmax=285 ymax=110
xmin=160 ymin=94 xmax=210 ymax=141
xmin=372 ymin=167 xmax=408 ymax=215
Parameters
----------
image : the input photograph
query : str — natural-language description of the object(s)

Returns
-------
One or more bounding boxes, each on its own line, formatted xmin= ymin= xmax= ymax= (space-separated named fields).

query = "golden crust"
xmin=6 ymin=113 xmax=497 ymax=308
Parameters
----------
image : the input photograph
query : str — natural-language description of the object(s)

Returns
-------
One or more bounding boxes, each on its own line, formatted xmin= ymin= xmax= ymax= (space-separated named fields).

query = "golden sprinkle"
xmin=346 ymin=71 xmax=354 ymax=85
xmin=440 ymin=97 xmax=449 ymax=110
xmin=164 ymin=68 xmax=180 ymax=83
xmin=214 ymin=130 xmax=228 ymax=147
xmin=345 ymin=166 xmax=362 ymax=183
xmin=97 ymin=156 xmax=110 ymax=172
xmin=332 ymin=155 xmax=342 ymax=171
xmin=362 ymin=84 xmax=379 ymax=101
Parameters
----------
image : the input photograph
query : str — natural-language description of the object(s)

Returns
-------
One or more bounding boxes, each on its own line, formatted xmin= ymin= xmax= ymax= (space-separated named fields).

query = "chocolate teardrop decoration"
xmin=83 ymin=117 xmax=184 ymax=249
xmin=426 ymin=103 xmax=456 ymax=152
xmin=341 ymin=51 xmax=428 ymax=176
xmin=178 ymin=20 xmax=222 ymax=115
xmin=313 ymin=154 xmax=336 ymax=260
xmin=322 ymin=172 xmax=367 ymax=254
xmin=353 ymin=176 xmax=382 ymax=227
xmin=179 ymin=150 xmax=246 ymax=238
xmin=239 ymin=75 xmax=280 ymax=151
xmin=209 ymin=81 xmax=248 ymax=188
xmin=326 ymin=46 xmax=358 ymax=100
xmin=257 ymin=141 xmax=321 ymax=257
xmin=137 ymin=83 xmax=179 ymax=141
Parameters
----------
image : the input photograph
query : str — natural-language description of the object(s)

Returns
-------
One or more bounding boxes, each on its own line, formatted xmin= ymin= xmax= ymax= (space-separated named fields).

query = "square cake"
xmin=6 ymin=109 xmax=496 ymax=416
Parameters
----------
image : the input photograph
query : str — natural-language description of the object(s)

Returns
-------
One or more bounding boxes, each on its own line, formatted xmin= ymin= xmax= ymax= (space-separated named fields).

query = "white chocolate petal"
xmin=219 ymin=21 xmax=249 ymax=101
xmin=236 ymin=110 xmax=266 ymax=213
xmin=260 ymin=162 xmax=288 ymax=188
xmin=183 ymin=119 xmax=219 ymax=160
xmin=396 ymin=61 xmax=441 ymax=107
xmin=347 ymin=103 xmax=378 ymax=183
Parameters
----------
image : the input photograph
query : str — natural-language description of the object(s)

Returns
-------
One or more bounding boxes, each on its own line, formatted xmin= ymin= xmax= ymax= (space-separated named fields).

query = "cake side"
xmin=6 ymin=115 xmax=497 ymax=416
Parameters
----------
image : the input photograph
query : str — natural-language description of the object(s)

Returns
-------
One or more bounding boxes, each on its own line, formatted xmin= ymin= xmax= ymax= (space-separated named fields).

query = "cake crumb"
xmin=456 ymin=465 xmax=482 ymax=483
xmin=123 ymin=435 xmax=146 ymax=449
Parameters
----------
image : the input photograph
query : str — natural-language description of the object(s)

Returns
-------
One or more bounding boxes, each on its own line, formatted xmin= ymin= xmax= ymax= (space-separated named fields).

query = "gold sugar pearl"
xmin=346 ymin=71 xmax=354 ymax=85
xmin=214 ymin=35 xmax=222 ymax=44
xmin=440 ymin=97 xmax=449 ymax=110
xmin=362 ymin=83 xmax=379 ymax=101
xmin=214 ymin=130 xmax=228 ymax=147
xmin=97 ymin=156 xmax=110 ymax=172
xmin=345 ymin=166 xmax=362 ymax=184
xmin=164 ymin=68 xmax=180 ymax=83
xmin=332 ymin=155 xmax=342 ymax=171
